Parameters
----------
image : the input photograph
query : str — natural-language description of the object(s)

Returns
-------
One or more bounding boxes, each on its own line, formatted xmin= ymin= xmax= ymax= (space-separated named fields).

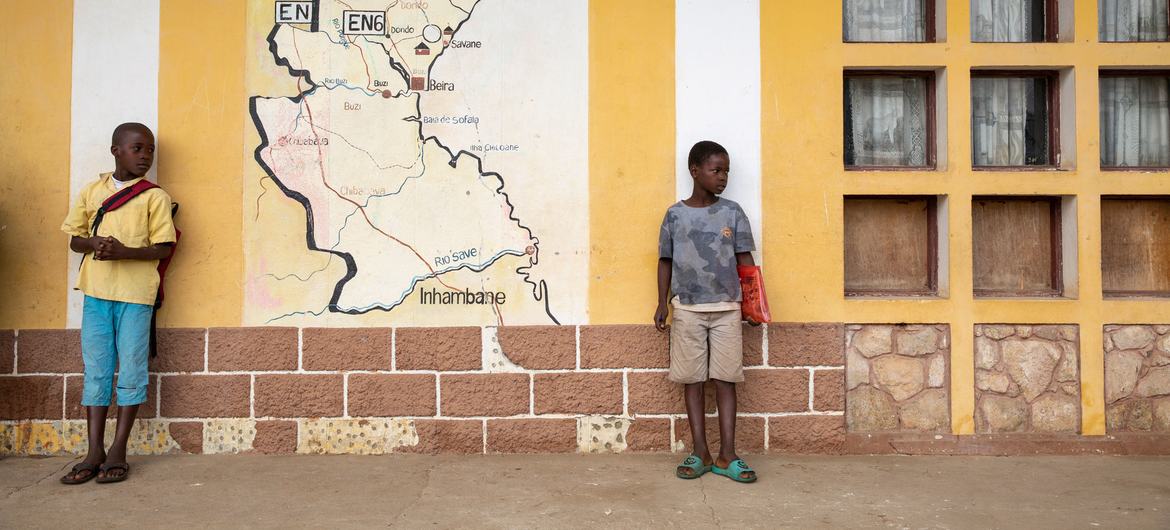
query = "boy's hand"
xmin=745 ymin=317 xmax=761 ymax=327
xmin=653 ymin=304 xmax=668 ymax=331
xmin=93 ymin=236 xmax=130 ymax=261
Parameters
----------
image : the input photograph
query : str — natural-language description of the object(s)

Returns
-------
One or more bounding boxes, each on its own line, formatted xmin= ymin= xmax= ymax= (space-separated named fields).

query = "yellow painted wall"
xmin=588 ymin=0 xmax=676 ymax=324
xmin=0 ymin=1 xmax=73 ymax=329
xmin=760 ymin=0 xmax=1170 ymax=435
xmin=157 ymin=0 xmax=247 ymax=327
xmin=3 ymin=0 xmax=1169 ymax=437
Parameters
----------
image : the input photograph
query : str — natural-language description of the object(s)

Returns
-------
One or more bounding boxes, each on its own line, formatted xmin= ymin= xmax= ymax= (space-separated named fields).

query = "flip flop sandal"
xmin=675 ymin=455 xmax=712 ymax=479
xmin=95 ymin=462 xmax=130 ymax=484
xmin=712 ymin=459 xmax=757 ymax=483
xmin=60 ymin=462 xmax=101 ymax=485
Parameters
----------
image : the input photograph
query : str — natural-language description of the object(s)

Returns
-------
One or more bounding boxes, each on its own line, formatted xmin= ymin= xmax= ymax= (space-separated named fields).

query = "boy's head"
xmin=687 ymin=140 xmax=730 ymax=196
xmin=110 ymin=122 xmax=155 ymax=179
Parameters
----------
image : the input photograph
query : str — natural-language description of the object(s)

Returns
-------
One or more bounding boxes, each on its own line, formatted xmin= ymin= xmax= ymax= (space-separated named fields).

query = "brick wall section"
xmin=347 ymin=374 xmax=435 ymax=417
xmin=208 ymin=327 xmax=298 ymax=371
xmin=440 ymin=373 xmax=528 ymax=417
xmin=0 ymin=330 xmax=14 ymax=374
xmin=769 ymin=323 xmax=844 ymax=366
xmin=396 ymin=327 xmax=481 ymax=371
xmin=161 ymin=375 xmax=250 ymax=418
xmin=580 ymin=325 xmax=668 ymax=368
xmin=303 ymin=328 xmax=391 ymax=371
xmin=254 ymin=374 xmax=343 ymax=418
xmin=534 ymin=372 xmax=623 ymax=415
xmin=497 ymin=326 xmax=576 ymax=370
xmin=16 ymin=329 xmax=82 ymax=373
xmin=1 ymin=324 xmax=852 ymax=455
xmin=151 ymin=328 xmax=206 ymax=373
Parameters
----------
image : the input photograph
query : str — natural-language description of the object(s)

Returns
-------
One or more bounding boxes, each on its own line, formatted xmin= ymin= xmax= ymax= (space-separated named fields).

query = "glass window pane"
xmin=844 ymin=0 xmax=928 ymax=42
xmin=971 ymin=77 xmax=1050 ymax=166
xmin=845 ymin=76 xmax=930 ymax=166
xmin=1100 ymin=76 xmax=1170 ymax=167
xmin=1099 ymin=0 xmax=1170 ymax=42
xmin=971 ymin=0 xmax=1046 ymax=42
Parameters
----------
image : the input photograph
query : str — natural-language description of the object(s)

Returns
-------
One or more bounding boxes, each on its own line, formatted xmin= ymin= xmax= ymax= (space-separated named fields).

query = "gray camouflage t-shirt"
xmin=658 ymin=198 xmax=755 ymax=305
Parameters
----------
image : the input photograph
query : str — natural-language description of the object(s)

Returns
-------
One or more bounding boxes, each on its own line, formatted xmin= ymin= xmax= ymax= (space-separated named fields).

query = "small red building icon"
xmin=415 ymin=42 xmax=430 ymax=55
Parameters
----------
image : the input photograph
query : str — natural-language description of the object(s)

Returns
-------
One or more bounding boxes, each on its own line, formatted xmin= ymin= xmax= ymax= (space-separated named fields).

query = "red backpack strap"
xmin=89 ymin=180 xmax=160 ymax=237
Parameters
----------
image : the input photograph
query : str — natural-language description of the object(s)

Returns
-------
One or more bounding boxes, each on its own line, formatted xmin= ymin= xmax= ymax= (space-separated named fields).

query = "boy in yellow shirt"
xmin=59 ymin=123 xmax=176 ymax=484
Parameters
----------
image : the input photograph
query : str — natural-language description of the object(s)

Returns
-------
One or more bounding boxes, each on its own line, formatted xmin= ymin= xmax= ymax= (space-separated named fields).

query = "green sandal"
xmin=712 ymin=459 xmax=757 ymax=483
xmin=675 ymin=455 xmax=712 ymax=479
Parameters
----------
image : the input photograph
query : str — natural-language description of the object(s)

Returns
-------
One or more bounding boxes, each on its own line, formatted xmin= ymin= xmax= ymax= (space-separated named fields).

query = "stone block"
xmin=160 ymin=375 xmax=250 ymax=418
xmin=769 ymin=323 xmax=844 ymax=366
xmin=150 ymin=328 xmax=206 ymax=373
xmin=395 ymin=326 xmax=481 ymax=371
xmin=846 ymin=385 xmax=898 ymax=431
xmin=1111 ymin=326 xmax=1156 ymax=351
xmin=203 ymin=419 xmax=257 ymax=454
xmin=813 ymin=369 xmax=845 ymax=411
xmin=302 ymin=327 xmax=392 ymax=371
xmin=899 ymin=389 xmax=949 ymax=431
xmin=673 ymin=415 xmax=765 ymax=454
xmin=894 ymin=326 xmax=940 ymax=357
xmin=624 ymin=417 xmax=672 ymax=452
xmin=576 ymin=415 xmax=630 ymax=453
xmin=977 ymin=395 xmax=1029 ymax=433
xmin=0 ymin=376 xmax=63 ymax=420
xmin=626 ymin=372 xmax=716 ymax=415
xmin=347 ymin=373 xmax=436 ymax=417
xmin=579 ymin=325 xmax=668 ymax=369
xmin=254 ymin=374 xmax=343 ymax=418
xmin=496 ymin=325 xmax=575 ymax=370
xmin=400 ymin=419 xmax=483 ymax=454
xmin=1030 ymin=393 xmax=1079 ymax=433
xmin=1001 ymin=339 xmax=1061 ymax=402
xmin=167 ymin=421 xmax=203 ymax=453
xmin=16 ymin=329 xmax=81 ymax=373
xmin=66 ymin=374 xmax=159 ymax=419
xmin=298 ymin=418 xmax=416 ymax=455
xmin=253 ymin=420 xmax=298 ymax=454
xmin=872 ymin=355 xmax=925 ymax=401
xmin=1106 ymin=350 xmax=1145 ymax=403
xmin=1135 ymin=367 xmax=1170 ymax=398
xmin=440 ymin=373 xmax=529 ymax=417
xmin=768 ymin=415 xmax=845 ymax=454
xmin=533 ymin=372 xmax=622 ymax=415
xmin=487 ymin=419 xmax=577 ymax=453
xmin=738 ymin=368 xmax=809 ymax=413
xmin=849 ymin=326 xmax=891 ymax=358
xmin=208 ymin=327 xmax=297 ymax=371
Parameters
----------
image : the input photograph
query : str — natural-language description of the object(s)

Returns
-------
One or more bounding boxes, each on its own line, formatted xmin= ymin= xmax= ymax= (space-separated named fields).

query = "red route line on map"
xmin=291 ymin=29 xmax=461 ymax=294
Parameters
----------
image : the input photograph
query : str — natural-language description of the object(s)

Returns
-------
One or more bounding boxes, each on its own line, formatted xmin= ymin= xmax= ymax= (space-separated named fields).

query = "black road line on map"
xmin=255 ymin=8 xmax=560 ymax=323
xmin=251 ymin=24 xmax=356 ymax=313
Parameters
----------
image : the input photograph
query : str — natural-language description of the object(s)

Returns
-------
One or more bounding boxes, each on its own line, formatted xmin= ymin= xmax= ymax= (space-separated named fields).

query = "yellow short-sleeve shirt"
xmin=61 ymin=173 xmax=177 ymax=306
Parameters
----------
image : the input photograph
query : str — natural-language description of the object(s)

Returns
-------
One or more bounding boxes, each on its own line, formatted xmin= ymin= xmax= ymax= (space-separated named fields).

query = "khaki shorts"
xmin=668 ymin=307 xmax=744 ymax=384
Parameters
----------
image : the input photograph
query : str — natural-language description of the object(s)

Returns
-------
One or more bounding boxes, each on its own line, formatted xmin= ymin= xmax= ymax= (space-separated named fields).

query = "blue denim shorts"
xmin=80 ymin=295 xmax=153 ymax=407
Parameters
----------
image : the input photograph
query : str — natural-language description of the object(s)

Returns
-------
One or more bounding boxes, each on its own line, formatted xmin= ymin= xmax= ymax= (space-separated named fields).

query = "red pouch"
xmin=737 ymin=265 xmax=772 ymax=323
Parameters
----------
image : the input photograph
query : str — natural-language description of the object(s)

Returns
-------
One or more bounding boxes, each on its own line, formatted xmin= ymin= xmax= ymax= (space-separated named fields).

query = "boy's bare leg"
xmin=678 ymin=382 xmax=713 ymax=476
xmin=99 ymin=404 xmax=139 ymax=480
xmin=62 ymin=406 xmax=110 ymax=481
xmin=714 ymin=380 xmax=754 ymax=480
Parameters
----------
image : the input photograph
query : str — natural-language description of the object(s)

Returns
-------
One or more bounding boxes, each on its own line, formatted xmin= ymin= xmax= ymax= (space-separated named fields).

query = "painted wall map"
xmin=244 ymin=0 xmax=588 ymax=326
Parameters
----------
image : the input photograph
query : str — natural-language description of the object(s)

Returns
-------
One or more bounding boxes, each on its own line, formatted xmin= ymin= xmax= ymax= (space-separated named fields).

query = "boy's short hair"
xmin=111 ymin=122 xmax=153 ymax=145
xmin=687 ymin=140 xmax=728 ymax=169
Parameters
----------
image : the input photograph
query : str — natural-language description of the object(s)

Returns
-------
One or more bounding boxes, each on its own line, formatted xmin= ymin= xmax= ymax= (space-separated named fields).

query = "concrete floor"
xmin=1 ymin=455 xmax=1168 ymax=529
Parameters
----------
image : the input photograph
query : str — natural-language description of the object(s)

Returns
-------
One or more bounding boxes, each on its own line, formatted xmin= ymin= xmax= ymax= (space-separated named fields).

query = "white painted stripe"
xmin=67 ymin=0 xmax=161 ymax=327
xmin=675 ymin=0 xmax=763 ymax=262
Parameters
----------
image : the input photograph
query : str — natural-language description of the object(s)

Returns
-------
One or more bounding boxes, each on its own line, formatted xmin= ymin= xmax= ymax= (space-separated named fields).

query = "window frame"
xmin=1101 ymin=195 xmax=1170 ymax=298
xmin=970 ymin=0 xmax=1060 ymax=42
xmin=1099 ymin=69 xmax=1170 ymax=171
xmin=971 ymin=195 xmax=1064 ymax=298
xmin=1098 ymin=0 xmax=1170 ymax=43
xmin=844 ymin=195 xmax=939 ymax=297
xmin=843 ymin=70 xmax=938 ymax=171
xmin=970 ymin=70 xmax=1061 ymax=171
xmin=843 ymin=0 xmax=937 ymax=43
